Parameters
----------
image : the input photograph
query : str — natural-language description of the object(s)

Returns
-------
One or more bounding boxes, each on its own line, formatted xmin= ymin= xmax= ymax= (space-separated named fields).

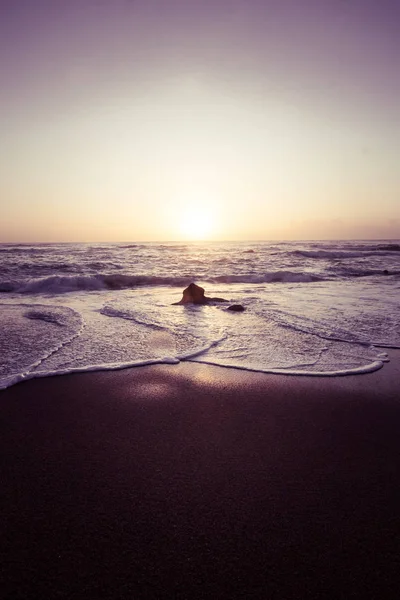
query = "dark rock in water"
xmin=244 ymin=249 xmax=255 ymax=253
xmin=173 ymin=283 xmax=227 ymax=305
xmin=175 ymin=283 xmax=206 ymax=304
xmin=227 ymin=304 xmax=245 ymax=312
xmin=383 ymin=269 xmax=389 ymax=275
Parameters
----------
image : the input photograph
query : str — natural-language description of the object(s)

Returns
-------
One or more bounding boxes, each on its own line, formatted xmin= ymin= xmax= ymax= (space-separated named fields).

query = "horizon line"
xmin=1 ymin=237 xmax=399 ymax=245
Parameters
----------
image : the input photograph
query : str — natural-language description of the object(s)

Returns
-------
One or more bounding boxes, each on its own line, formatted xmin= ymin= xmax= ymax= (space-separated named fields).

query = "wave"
xmin=190 ymin=358 xmax=384 ymax=377
xmin=0 ymin=327 xmax=383 ymax=391
xmin=294 ymin=249 xmax=388 ymax=259
xmin=24 ymin=308 xmax=68 ymax=326
xmin=0 ymin=353 xmax=384 ymax=391
xmin=14 ymin=262 xmax=78 ymax=273
xmin=210 ymin=272 xmax=325 ymax=284
xmin=295 ymin=244 xmax=400 ymax=259
xmin=0 ymin=356 xmax=179 ymax=391
xmin=0 ymin=271 xmax=327 ymax=294
xmin=376 ymin=244 xmax=400 ymax=252
xmin=256 ymin=306 xmax=400 ymax=350
xmin=0 ymin=303 xmax=85 ymax=390
xmin=87 ymin=262 xmax=123 ymax=270
xmin=0 ymin=247 xmax=46 ymax=254
xmin=156 ymin=244 xmax=190 ymax=251
xmin=0 ymin=318 xmax=226 ymax=391
xmin=347 ymin=243 xmax=400 ymax=252
xmin=338 ymin=268 xmax=400 ymax=278
xmin=100 ymin=305 xmax=166 ymax=330
xmin=0 ymin=274 xmax=190 ymax=294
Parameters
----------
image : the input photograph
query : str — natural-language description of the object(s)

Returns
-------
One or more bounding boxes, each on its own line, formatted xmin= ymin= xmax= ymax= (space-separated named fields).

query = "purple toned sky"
xmin=1 ymin=0 xmax=399 ymax=241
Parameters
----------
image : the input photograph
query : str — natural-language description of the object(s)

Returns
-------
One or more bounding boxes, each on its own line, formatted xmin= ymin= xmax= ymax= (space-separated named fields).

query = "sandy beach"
xmin=1 ymin=354 xmax=400 ymax=599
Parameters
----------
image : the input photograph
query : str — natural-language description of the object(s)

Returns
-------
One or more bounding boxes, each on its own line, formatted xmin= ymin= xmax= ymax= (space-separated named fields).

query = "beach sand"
xmin=1 ymin=353 xmax=400 ymax=599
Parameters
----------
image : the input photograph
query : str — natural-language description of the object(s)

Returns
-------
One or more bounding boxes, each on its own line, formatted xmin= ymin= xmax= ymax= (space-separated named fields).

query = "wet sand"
xmin=1 ymin=353 xmax=400 ymax=599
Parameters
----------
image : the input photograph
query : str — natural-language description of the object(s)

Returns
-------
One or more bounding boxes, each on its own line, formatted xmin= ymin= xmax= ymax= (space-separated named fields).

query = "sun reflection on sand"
xmin=134 ymin=381 xmax=174 ymax=400
xmin=187 ymin=361 xmax=229 ymax=386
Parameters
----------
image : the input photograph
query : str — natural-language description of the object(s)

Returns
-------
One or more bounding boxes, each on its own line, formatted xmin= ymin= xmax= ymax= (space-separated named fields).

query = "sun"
xmin=179 ymin=207 xmax=215 ymax=240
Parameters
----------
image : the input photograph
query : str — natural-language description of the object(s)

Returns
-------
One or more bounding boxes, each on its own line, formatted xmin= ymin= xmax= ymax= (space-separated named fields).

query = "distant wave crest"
xmin=210 ymin=272 xmax=325 ymax=284
xmin=376 ymin=244 xmax=400 ymax=252
xmin=294 ymin=247 xmax=400 ymax=259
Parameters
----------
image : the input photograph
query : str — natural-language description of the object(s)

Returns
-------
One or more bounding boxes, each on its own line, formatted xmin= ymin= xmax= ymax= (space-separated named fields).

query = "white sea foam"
xmin=0 ymin=304 xmax=84 ymax=390
xmin=0 ymin=240 xmax=399 ymax=390
xmin=189 ymin=358 xmax=384 ymax=377
xmin=1 ymin=350 xmax=383 ymax=391
xmin=176 ymin=335 xmax=228 ymax=360
xmin=24 ymin=308 xmax=71 ymax=326
xmin=100 ymin=305 xmax=167 ymax=330
xmin=0 ymin=309 xmax=385 ymax=391
xmin=0 ymin=356 xmax=181 ymax=390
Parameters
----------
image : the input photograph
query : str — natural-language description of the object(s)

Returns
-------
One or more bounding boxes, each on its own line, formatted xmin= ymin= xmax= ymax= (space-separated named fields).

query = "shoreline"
xmin=1 ymin=353 xmax=400 ymax=598
xmin=1 ymin=346 xmax=396 ymax=392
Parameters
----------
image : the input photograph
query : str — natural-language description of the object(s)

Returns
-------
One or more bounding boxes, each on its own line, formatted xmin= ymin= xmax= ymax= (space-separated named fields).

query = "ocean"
xmin=1 ymin=240 xmax=399 ymax=389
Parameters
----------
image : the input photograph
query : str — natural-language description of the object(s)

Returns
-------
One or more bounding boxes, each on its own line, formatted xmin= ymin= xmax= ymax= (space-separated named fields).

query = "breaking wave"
xmin=0 ymin=271 xmax=327 ymax=294
xmin=0 ymin=274 xmax=189 ymax=294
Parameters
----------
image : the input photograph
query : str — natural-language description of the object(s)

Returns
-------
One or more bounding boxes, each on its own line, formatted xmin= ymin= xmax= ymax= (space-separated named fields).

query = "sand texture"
xmin=1 ymin=354 xmax=400 ymax=599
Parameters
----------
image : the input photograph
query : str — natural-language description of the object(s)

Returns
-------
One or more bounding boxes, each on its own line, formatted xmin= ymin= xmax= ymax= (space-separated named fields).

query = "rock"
xmin=383 ymin=269 xmax=389 ymax=275
xmin=173 ymin=283 xmax=227 ymax=305
xmin=244 ymin=249 xmax=255 ymax=253
xmin=227 ymin=304 xmax=245 ymax=312
xmin=174 ymin=283 xmax=206 ymax=304
xmin=209 ymin=296 xmax=228 ymax=303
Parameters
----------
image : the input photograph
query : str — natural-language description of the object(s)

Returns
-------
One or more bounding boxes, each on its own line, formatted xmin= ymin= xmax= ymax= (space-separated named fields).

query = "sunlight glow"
xmin=179 ymin=206 xmax=216 ymax=240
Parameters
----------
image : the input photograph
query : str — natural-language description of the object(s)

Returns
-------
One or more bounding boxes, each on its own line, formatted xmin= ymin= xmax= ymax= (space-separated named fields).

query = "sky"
xmin=1 ymin=0 xmax=399 ymax=242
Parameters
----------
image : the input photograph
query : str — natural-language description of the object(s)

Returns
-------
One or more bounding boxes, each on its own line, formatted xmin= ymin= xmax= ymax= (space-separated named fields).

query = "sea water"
xmin=1 ymin=240 xmax=399 ymax=389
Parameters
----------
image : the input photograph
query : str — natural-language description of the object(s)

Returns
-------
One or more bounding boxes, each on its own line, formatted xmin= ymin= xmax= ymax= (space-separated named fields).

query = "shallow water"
xmin=1 ymin=240 xmax=399 ymax=388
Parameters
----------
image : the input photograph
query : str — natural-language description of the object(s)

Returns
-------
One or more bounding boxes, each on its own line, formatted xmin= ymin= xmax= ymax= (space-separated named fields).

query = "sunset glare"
xmin=179 ymin=207 xmax=216 ymax=240
xmin=0 ymin=1 xmax=399 ymax=242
